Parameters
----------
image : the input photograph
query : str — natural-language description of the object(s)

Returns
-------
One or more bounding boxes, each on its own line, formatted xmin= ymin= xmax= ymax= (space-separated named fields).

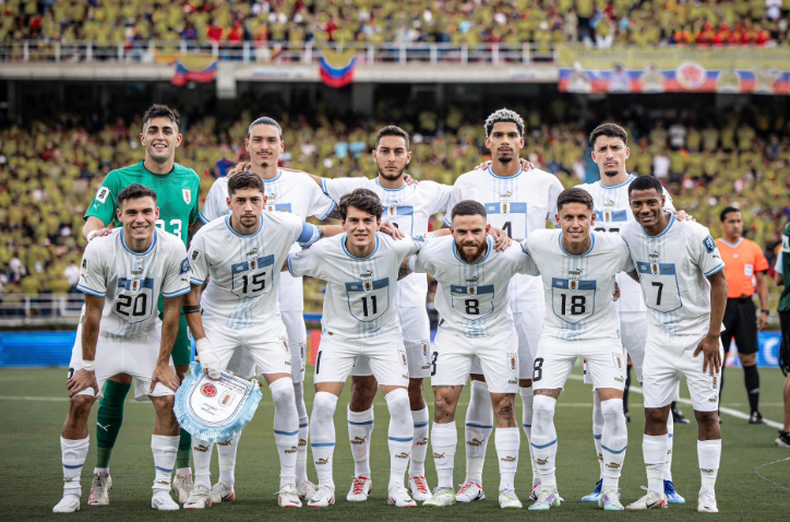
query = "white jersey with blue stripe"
xmin=445 ymin=165 xmax=564 ymax=312
xmin=188 ymin=212 xmax=319 ymax=329
xmin=579 ymin=174 xmax=675 ymax=313
xmin=409 ymin=236 xmax=537 ymax=338
xmin=287 ymin=233 xmax=424 ymax=341
xmin=620 ymin=215 xmax=725 ymax=337
xmin=524 ymin=229 xmax=633 ymax=342
xmin=321 ymin=176 xmax=451 ymax=309
xmin=77 ymin=228 xmax=190 ymax=337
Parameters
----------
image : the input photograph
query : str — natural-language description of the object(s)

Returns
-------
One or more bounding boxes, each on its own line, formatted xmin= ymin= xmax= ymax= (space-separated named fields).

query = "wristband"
xmin=86 ymin=230 xmax=99 ymax=242
xmin=82 ymin=359 xmax=95 ymax=372
xmin=761 ymin=309 xmax=770 ymax=314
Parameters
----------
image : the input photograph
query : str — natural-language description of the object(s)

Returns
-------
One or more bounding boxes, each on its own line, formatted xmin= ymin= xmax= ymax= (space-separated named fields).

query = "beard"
xmin=378 ymin=164 xmax=405 ymax=181
xmin=603 ymin=169 xmax=619 ymax=177
xmin=497 ymin=155 xmax=514 ymax=163
xmin=456 ymin=241 xmax=487 ymax=263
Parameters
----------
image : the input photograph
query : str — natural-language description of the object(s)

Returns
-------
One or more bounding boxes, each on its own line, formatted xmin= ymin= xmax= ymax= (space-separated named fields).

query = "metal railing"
xmin=0 ymin=293 xmax=83 ymax=320
xmin=0 ymin=40 xmax=558 ymax=65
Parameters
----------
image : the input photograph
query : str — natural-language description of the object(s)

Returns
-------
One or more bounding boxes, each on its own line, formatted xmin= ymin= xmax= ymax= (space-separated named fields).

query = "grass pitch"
xmin=1 ymin=365 xmax=788 ymax=521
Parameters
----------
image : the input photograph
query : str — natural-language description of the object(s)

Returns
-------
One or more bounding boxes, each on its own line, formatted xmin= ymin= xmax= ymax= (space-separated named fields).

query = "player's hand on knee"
xmin=151 ymin=363 xmax=180 ymax=393
xmin=67 ymin=368 xmax=99 ymax=397
xmin=227 ymin=162 xmax=251 ymax=178
xmin=380 ymin=221 xmax=405 ymax=240
xmin=693 ymin=334 xmax=722 ymax=376
xmin=195 ymin=338 xmax=222 ymax=379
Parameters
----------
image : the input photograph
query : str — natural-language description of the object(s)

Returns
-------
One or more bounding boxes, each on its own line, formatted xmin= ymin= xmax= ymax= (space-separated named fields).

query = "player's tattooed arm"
xmin=68 ymin=294 xmax=102 ymax=397
xmin=534 ymin=388 xmax=561 ymax=399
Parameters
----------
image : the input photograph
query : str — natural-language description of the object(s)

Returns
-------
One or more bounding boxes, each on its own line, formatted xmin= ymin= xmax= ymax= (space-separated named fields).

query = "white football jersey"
xmin=524 ymin=229 xmax=634 ymax=341
xmin=77 ymin=229 xmax=190 ymax=337
xmin=579 ymin=174 xmax=675 ymax=313
xmin=321 ymin=176 xmax=451 ymax=309
xmin=188 ymin=212 xmax=320 ymax=329
xmin=200 ymin=170 xmax=336 ymax=312
xmin=620 ymin=215 xmax=725 ymax=337
xmin=445 ymin=165 xmax=564 ymax=312
xmin=287 ymin=233 xmax=424 ymax=340
xmin=409 ymin=236 xmax=537 ymax=338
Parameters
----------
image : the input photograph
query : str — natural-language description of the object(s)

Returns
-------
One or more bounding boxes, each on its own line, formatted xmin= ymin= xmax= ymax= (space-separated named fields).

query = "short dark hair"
xmin=556 ymin=187 xmax=594 ymax=211
xmin=228 ymin=171 xmax=265 ymax=196
xmin=142 ymin=104 xmax=180 ymax=130
xmin=338 ymin=188 xmax=383 ymax=221
xmin=720 ymin=206 xmax=741 ymax=222
xmin=484 ymin=108 xmax=524 ymax=137
xmin=451 ymin=200 xmax=487 ymax=221
xmin=117 ymin=183 xmax=157 ymax=208
xmin=627 ymin=174 xmax=663 ymax=197
xmin=375 ymin=125 xmax=410 ymax=150
xmin=589 ymin=122 xmax=628 ymax=147
xmin=248 ymin=116 xmax=283 ymax=140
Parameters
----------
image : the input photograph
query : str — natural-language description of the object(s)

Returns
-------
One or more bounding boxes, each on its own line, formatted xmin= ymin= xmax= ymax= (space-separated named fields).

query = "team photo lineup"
xmin=53 ymin=102 xmax=780 ymax=516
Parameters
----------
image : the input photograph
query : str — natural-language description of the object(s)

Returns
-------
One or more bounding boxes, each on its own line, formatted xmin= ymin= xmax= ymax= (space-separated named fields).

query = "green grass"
xmin=1 ymin=365 xmax=788 ymax=521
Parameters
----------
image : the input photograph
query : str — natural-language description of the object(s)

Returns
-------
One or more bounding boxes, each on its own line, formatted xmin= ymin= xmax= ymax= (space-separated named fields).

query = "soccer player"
xmin=313 ymin=125 xmax=451 ymax=502
xmin=445 ymin=108 xmax=563 ymax=501
xmin=716 ymin=207 xmax=770 ymax=424
xmin=523 ymin=188 xmax=632 ymax=511
xmin=182 ymin=171 xmax=337 ymax=509
xmin=405 ymin=200 xmax=537 ymax=509
xmin=53 ymin=184 xmax=190 ymax=513
xmin=80 ymin=105 xmax=201 ymax=505
xmin=199 ymin=117 xmax=336 ymax=502
xmin=620 ymin=175 xmax=727 ymax=513
xmin=578 ymin=123 xmax=684 ymax=504
xmin=775 ymin=228 xmax=790 ymax=448
xmin=287 ymin=189 xmax=426 ymax=508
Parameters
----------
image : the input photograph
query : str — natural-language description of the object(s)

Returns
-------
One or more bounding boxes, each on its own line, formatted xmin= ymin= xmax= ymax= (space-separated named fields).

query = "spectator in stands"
xmin=64 ymin=260 xmax=80 ymax=291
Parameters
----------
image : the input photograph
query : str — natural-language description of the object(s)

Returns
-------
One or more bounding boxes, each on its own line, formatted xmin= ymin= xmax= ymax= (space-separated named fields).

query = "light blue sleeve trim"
xmin=77 ymin=285 xmax=105 ymax=298
xmin=287 ymin=253 xmax=298 ymax=277
xmin=189 ymin=277 xmax=206 ymax=286
xmin=318 ymin=200 xmax=336 ymax=221
xmin=705 ymin=264 xmax=725 ymax=277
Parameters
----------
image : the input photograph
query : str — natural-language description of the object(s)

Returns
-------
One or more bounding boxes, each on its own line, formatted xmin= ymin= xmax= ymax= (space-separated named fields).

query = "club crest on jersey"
xmin=247 ymin=249 xmax=259 ymax=270
xmin=466 ymin=276 xmax=479 ymax=295
xmin=129 ymin=268 xmax=143 ymax=292
xmin=507 ymin=352 xmax=517 ymax=372
xmin=182 ymin=188 xmax=192 ymax=205
xmin=361 ymin=270 xmax=374 ymax=292
xmin=567 ymin=268 xmax=582 ymax=291
xmin=266 ymin=193 xmax=276 ymax=212
xmin=649 ymin=251 xmax=661 ymax=275
xmin=500 ymin=191 xmax=512 ymax=215
xmin=388 ymin=202 xmax=399 ymax=216
xmin=603 ymin=201 xmax=615 ymax=222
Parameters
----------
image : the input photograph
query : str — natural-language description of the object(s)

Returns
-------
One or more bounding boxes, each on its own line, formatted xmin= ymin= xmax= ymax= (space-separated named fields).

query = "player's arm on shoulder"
xmin=286 ymin=247 xmax=318 ymax=278
xmin=516 ymin=241 xmax=540 ymax=276
xmin=489 ymin=225 xmax=512 ymax=250
xmin=380 ymin=221 xmax=405 ymax=240
xmin=83 ymin=216 xmax=112 ymax=242
xmin=68 ymin=293 xmax=102 ymax=397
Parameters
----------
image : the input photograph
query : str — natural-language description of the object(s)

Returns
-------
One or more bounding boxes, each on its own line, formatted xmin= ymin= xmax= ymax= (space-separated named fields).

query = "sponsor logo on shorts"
xmin=416 ymin=437 xmax=428 ymax=447
xmin=351 ymin=436 xmax=368 ymax=445
xmin=508 ymin=379 xmax=518 ymax=385
xmin=614 ymin=376 xmax=624 ymax=383
xmin=433 ymin=452 xmax=446 ymax=459
xmin=395 ymin=452 xmax=409 ymax=459
xmin=500 ymin=455 xmax=517 ymax=463
xmin=605 ymin=462 xmax=621 ymax=469
xmin=201 ymin=383 xmax=217 ymax=398
xmin=467 ymin=438 xmax=484 ymax=447
xmin=536 ymin=457 xmax=549 ymax=466
xmin=315 ymin=457 xmax=330 ymax=465
xmin=284 ymin=446 xmax=298 ymax=454
xmin=709 ymin=398 xmax=717 ymax=402
xmin=402 ymin=374 xmax=409 ymax=380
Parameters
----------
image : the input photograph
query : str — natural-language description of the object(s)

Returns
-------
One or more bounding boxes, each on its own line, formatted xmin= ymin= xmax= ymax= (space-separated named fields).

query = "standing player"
xmin=620 ymin=175 xmax=727 ymax=513
xmin=199 ymin=117 xmax=336 ymax=502
xmin=53 ymin=185 xmax=190 ymax=513
xmin=524 ymin=188 xmax=632 ymax=511
xmin=80 ymin=105 xmax=201 ymax=505
xmin=312 ymin=125 xmax=452 ymax=502
xmin=287 ymin=189 xmax=426 ymax=508
xmin=445 ymin=108 xmax=563 ymax=500
xmin=182 ymin=172 xmax=337 ymax=509
xmin=405 ymin=200 xmax=537 ymax=509
xmin=775 ymin=227 xmax=790 ymax=448
xmin=716 ymin=207 xmax=770 ymax=424
xmin=578 ymin=123 xmax=684 ymax=503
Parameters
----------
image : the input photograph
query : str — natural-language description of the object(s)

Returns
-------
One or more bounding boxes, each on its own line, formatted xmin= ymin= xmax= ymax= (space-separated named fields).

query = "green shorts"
xmin=157 ymin=296 xmax=193 ymax=367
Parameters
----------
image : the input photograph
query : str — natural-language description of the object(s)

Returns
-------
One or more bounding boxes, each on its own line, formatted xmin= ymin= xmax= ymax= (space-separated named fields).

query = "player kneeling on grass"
xmin=182 ymin=172 xmax=338 ymax=509
xmin=403 ymin=200 xmax=534 ymax=509
xmin=54 ymin=184 xmax=190 ymax=513
xmin=522 ymin=188 xmax=632 ymax=511
xmin=620 ymin=175 xmax=726 ymax=513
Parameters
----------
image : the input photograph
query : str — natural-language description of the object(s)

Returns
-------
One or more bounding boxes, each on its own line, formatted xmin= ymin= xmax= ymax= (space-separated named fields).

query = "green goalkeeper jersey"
xmin=780 ymin=222 xmax=790 ymax=313
xmin=84 ymin=161 xmax=201 ymax=248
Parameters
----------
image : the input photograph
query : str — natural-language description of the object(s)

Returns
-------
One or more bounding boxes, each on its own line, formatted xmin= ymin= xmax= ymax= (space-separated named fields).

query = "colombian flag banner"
xmin=320 ymin=49 xmax=357 ymax=88
xmin=557 ymin=45 xmax=790 ymax=95
xmin=172 ymin=56 xmax=218 ymax=86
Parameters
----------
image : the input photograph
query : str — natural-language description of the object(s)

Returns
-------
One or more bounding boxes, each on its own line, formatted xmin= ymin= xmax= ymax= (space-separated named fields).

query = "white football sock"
xmin=217 ymin=432 xmax=240 ymax=488
xmin=531 ymin=395 xmax=558 ymax=488
xmin=61 ymin=436 xmax=89 ymax=498
xmin=519 ymin=386 xmax=537 ymax=482
xmin=151 ymin=435 xmax=179 ymax=494
xmin=293 ymin=380 xmax=310 ymax=483
xmin=600 ymin=398 xmax=628 ymax=488
xmin=698 ymin=439 xmax=721 ymax=491
xmin=310 ymin=392 xmax=338 ymax=489
xmin=495 ymin=427 xmax=520 ymax=491
xmin=664 ymin=412 xmax=674 ymax=482
xmin=385 ymin=388 xmax=412 ymax=489
xmin=592 ymin=391 xmax=604 ymax=479
xmin=465 ymin=380 xmax=493 ymax=484
xmin=271 ymin=377 xmax=299 ymax=488
xmin=191 ymin=437 xmax=213 ymax=489
xmin=642 ymin=434 xmax=668 ymax=495
xmin=347 ymin=406 xmax=374 ymax=477
xmin=409 ymin=407 xmax=429 ymax=477
xmin=431 ymin=422 xmax=457 ymax=489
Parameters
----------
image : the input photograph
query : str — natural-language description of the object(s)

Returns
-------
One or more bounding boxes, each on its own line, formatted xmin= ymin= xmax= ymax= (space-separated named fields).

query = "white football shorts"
xmin=432 ymin=328 xmax=519 ymax=394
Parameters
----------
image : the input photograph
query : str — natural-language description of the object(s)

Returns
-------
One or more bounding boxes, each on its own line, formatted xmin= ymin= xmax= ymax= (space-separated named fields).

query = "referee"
xmin=716 ymin=207 xmax=769 ymax=424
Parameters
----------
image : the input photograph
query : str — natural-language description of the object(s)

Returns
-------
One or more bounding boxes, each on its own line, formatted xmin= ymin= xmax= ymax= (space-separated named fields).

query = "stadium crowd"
xmin=3 ymin=0 xmax=790 ymax=49
xmin=1 ymin=102 xmax=788 ymax=306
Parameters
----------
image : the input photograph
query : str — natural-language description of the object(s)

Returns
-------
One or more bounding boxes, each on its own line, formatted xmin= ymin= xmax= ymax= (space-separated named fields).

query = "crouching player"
xmin=54 ymin=184 xmax=190 ymax=512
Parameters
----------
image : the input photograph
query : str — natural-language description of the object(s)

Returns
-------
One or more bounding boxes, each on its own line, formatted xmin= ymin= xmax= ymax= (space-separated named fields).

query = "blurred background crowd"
xmin=4 ymin=0 xmax=790 ymax=49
